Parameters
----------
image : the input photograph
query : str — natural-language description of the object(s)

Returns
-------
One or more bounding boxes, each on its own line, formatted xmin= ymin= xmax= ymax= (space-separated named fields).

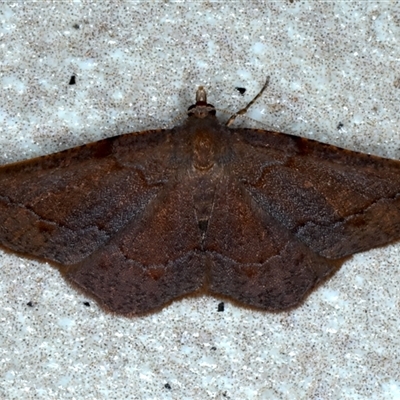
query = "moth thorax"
xmin=192 ymin=132 xmax=215 ymax=171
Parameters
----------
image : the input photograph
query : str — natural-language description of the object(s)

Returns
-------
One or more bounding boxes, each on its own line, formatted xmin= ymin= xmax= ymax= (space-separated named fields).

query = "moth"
xmin=1 ymin=78 xmax=400 ymax=315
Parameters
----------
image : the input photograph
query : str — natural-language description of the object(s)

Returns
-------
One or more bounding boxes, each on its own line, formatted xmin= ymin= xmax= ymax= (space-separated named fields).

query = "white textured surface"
xmin=1 ymin=2 xmax=400 ymax=399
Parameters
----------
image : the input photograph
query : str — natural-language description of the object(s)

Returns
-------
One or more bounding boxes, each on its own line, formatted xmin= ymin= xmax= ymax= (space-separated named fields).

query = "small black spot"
xmin=93 ymin=138 xmax=114 ymax=158
xmin=37 ymin=221 xmax=56 ymax=234
xmin=198 ymin=220 xmax=208 ymax=232
xmin=26 ymin=301 xmax=34 ymax=307
xmin=235 ymin=87 xmax=246 ymax=95
xmin=337 ymin=122 xmax=344 ymax=130
xmin=69 ymin=75 xmax=76 ymax=85
xmin=83 ymin=301 xmax=90 ymax=307
xmin=164 ymin=383 xmax=171 ymax=390
xmin=210 ymin=346 xmax=217 ymax=351
xmin=73 ymin=24 xmax=80 ymax=29
xmin=217 ymin=302 xmax=224 ymax=312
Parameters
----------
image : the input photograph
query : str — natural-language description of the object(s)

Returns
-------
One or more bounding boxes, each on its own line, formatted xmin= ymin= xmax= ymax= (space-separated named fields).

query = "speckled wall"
xmin=0 ymin=2 xmax=399 ymax=399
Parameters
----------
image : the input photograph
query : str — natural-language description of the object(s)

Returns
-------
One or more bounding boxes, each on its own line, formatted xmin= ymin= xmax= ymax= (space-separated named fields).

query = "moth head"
xmin=187 ymin=86 xmax=216 ymax=118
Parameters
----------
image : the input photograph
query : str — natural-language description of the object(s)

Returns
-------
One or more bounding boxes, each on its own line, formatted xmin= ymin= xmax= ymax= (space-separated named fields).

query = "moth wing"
xmin=0 ymin=130 xmax=175 ymax=265
xmin=232 ymin=129 xmax=400 ymax=259
xmin=204 ymin=175 xmax=340 ymax=310
xmin=65 ymin=177 xmax=205 ymax=315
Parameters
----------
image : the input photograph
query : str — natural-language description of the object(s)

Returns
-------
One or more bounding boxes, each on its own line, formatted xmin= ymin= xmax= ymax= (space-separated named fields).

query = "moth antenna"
xmin=226 ymin=76 xmax=270 ymax=127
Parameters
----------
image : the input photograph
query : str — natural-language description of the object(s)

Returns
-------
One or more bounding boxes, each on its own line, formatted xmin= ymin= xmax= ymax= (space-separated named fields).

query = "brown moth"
xmin=1 ymin=78 xmax=400 ymax=315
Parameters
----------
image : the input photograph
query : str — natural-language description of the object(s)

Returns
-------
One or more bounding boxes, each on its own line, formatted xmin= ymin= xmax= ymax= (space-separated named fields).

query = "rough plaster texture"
xmin=0 ymin=2 xmax=400 ymax=399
